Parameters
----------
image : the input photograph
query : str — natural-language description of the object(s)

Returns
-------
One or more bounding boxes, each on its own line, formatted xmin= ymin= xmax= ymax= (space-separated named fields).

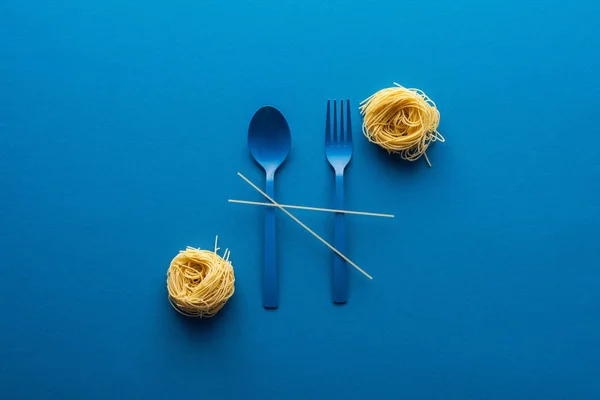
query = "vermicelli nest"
xmin=360 ymin=83 xmax=444 ymax=166
xmin=166 ymin=239 xmax=235 ymax=318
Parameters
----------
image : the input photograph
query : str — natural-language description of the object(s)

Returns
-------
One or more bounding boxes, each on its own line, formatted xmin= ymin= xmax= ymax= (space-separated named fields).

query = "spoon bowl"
xmin=248 ymin=106 xmax=291 ymax=175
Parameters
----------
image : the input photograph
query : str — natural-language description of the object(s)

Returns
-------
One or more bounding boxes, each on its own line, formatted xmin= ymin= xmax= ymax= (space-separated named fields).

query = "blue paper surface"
xmin=1 ymin=0 xmax=599 ymax=398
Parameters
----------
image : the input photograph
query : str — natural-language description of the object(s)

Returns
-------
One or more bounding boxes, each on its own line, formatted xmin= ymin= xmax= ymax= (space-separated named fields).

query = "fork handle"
xmin=333 ymin=172 xmax=348 ymax=304
xmin=263 ymin=171 xmax=278 ymax=309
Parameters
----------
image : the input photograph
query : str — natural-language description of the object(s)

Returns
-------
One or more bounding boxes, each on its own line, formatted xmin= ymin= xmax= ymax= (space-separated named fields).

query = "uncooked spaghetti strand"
xmin=237 ymin=172 xmax=373 ymax=280
xmin=228 ymin=199 xmax=395 ymax=218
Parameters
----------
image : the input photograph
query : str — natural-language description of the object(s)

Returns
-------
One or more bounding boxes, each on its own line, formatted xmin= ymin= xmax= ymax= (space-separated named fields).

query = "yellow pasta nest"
xmin=166 ymin=238 xmax=235 ymax=318
xmin=360 ymin=83 xmax=444 ymax=166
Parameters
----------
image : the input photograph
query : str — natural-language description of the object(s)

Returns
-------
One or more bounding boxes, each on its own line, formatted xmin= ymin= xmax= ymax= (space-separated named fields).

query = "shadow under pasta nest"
xmin=169 ymin=295 xmax=237 ymax=335
xmin=367 ymin=143 xmax=422 ymax=173
xmin=363 ymin=138 xmax=443 ymax=177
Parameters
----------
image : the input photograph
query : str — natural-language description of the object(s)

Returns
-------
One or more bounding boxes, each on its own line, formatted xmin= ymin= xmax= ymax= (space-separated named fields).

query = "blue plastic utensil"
xmin=325 ymin=99 xmax=353 ymax=304
xmin=248 ymin=106 xmax=291 ymax=309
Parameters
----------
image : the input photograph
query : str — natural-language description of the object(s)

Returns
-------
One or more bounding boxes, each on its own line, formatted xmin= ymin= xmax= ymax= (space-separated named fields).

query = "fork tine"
xmin=326 ymin=99 xmax=331 ymax=145
xmin=340 ymin=99 xmax=345 ymax=143
xmin=346 ymin=99 xmax=352 ymax=143
xmin=333 ymin=99 xmax=338 ymax=143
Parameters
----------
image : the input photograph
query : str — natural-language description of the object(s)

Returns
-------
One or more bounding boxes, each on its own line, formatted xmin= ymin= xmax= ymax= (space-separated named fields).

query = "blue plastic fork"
xmin=325 ymin=99 xmax=353 ymax=304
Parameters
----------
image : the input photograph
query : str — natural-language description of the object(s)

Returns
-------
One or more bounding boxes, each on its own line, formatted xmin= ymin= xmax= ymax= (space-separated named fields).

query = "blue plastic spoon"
xmin=248 ymin=106 xmax=291 ymax=309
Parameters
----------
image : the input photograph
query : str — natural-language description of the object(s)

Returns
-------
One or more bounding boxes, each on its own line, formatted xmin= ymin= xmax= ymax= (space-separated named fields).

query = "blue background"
xmin=1 ymin=0 xmax=599 ymax=398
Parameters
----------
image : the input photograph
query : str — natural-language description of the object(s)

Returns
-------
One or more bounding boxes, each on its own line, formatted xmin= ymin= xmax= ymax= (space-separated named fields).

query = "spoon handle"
xmin=263 ymin=172 xmax=278 ymax=309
